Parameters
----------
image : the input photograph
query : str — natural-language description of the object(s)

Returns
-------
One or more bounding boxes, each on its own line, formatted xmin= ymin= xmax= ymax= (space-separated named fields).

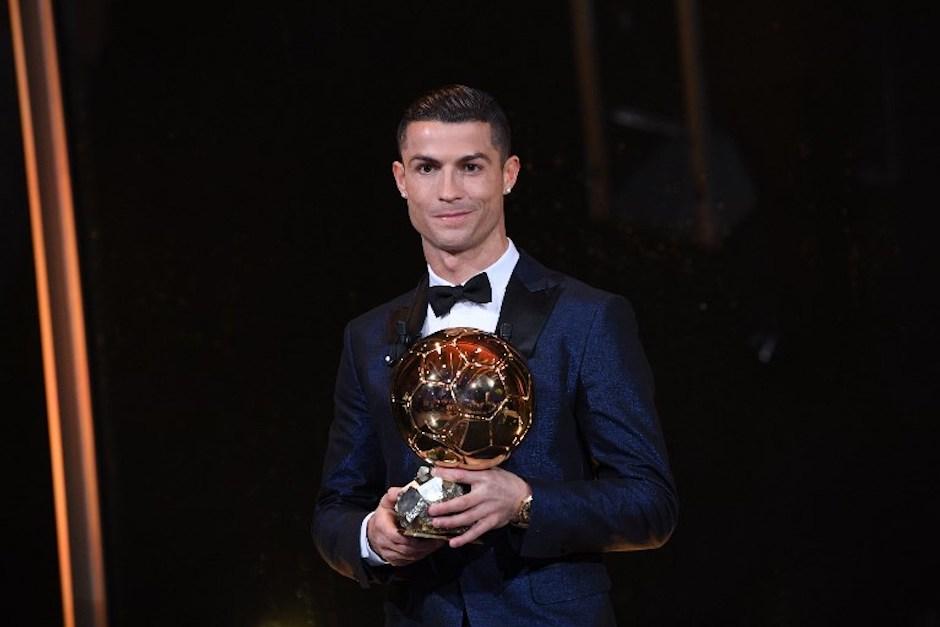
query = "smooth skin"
xmin=366 ymin=121 xmax=531 ymax=564
xmin=366 ymin=487 xmax=445 ymax=566
xmin=393 ymin=120 xmax=520 ymax=284
xmin=428 ymin=466 xmax=531 ymax=548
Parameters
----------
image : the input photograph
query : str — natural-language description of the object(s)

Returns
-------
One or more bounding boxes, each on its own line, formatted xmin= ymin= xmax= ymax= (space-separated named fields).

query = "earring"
xmin=504 ymin=187 xmax=512 ymax=194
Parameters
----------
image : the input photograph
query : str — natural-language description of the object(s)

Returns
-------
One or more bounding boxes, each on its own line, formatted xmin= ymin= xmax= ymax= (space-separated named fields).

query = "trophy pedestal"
xmin=394 ymin=465 xmax=469 ymax=539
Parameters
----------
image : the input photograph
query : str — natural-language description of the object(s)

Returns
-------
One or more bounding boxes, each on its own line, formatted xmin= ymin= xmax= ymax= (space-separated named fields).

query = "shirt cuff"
xmin=359 ymin=511 xmax=390 ymax=566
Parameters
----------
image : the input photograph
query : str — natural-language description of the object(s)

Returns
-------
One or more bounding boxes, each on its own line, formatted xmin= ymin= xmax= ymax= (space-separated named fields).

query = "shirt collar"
xmin=426 ymin=239 xmax=519 ymax=297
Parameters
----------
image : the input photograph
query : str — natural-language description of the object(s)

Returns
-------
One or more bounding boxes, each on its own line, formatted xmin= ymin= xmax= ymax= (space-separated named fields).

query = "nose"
xmin=438 ymin=168 xmax=463 ymax=202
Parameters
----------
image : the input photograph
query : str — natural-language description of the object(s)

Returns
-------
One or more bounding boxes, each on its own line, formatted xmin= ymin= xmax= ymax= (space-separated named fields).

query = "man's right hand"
xmin=366 ymin=487 xmax=446 ymax=567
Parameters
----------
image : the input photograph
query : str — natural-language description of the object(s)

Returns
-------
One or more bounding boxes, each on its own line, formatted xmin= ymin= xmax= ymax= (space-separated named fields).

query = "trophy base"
xmin=394 ymin=465 xmax=469 ymax=538
xmin=400 ymin=528 xmax=466 ymax=540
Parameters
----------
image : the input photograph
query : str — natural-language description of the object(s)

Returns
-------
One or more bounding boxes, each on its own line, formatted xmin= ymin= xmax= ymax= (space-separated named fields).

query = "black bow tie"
xmin=427 ymin=272 xmax=492 ymax=317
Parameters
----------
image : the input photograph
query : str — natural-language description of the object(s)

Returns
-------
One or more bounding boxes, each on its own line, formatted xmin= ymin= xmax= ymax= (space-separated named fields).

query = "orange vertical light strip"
xmin=6 ymin=3 xmax=75 ymax=626
xmin=676 ymin=0 xmax=718 ymax=250
xmin=569 ymin=0 xmax=610 ymax=222
xmin=33 ymin=0 xmax=110 ymax=620
xmin=8 ymin=1 xmax=108 ymax=626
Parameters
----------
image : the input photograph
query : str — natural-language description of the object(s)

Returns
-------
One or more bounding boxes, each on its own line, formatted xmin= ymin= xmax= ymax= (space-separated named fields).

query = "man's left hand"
xmin=427 ymin=466 xmax=531 ymax=548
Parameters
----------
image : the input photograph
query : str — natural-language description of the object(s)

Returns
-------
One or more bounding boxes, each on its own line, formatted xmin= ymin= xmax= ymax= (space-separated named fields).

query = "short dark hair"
xmin=397 ymin=84 xmax=512 ymax=160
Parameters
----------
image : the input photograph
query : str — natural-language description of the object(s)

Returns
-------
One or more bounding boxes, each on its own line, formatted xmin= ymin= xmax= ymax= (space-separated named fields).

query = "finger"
xmin=399 ymin=534 xmax=446 ymax=546
xmin=369 ymin=528 xmax=409 ymax=561
xmin=385 ymin=537 xmax=445 ymax=564
xmin=375 ymin=533 xmax=424 ymax=565
xmin=426 ymin=492 xmax=484 ymax=517
xmin=448 ymin=516 xmax=496 ymax=549
xmin=385 ymin=542 xmax=421 ymax=561
xmin=431 ymin=505 xmax=488 ymax=530
xmin=431 ymin=467 xmax=477 ymax=484
xmin=385 ymin=526 xmax=443 ymax=547
xmin=383 ymin=548 xmax=417 ymax=567
xmin=378 ymin=486 xmax=402 ymax=509
xmin=370 ymin=511 xmax=406 ymax=553
xmin=389 ymin=531 xmax=424 ymax=553
xmin=372 ymin=510 xmax=400 ymax=537
xmin=398 ymin=539 xmax=445 ymax=559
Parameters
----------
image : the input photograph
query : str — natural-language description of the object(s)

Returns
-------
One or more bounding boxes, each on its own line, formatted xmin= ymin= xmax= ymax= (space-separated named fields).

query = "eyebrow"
xmin=458 ymin=152 xmax=492 ymax=164
xmin=408 ymin=152 xmax=492 ymax=166
xmin=408 ymin=155 xmax=441 ymax=166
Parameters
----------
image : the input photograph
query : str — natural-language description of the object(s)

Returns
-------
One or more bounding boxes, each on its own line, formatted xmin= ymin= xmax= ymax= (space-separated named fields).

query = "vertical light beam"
xmin=7 ymin=1 xmax=108 ymax=626
xmin=570 ymin=0 xmax=611 ymax=221
xmin=676 ymin=0 xmax=718 ymax=250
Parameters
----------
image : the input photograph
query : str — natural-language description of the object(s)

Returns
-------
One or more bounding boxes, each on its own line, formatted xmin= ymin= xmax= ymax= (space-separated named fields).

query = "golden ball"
xmin=390 ymin=327 xmax=534 ymax=470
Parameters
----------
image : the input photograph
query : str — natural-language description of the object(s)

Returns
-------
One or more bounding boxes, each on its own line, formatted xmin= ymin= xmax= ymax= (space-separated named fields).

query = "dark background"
xmin=3 ymin=1 xmax=937 ymax=625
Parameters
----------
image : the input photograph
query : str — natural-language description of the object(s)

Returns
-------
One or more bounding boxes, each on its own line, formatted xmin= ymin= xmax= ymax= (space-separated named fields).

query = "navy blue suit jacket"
xmin=313 ymin=252 xmax=678 ymax=626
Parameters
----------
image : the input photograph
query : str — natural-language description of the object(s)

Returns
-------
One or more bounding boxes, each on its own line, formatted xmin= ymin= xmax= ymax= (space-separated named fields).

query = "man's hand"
xmin=428 ymin=467 xmax=531 ymax=548
xmin=366 ymin=487 xmax=445 ymax=567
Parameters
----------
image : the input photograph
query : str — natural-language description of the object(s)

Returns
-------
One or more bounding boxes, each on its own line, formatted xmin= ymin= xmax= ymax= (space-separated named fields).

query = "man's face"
xmin=393 ymin=121 xmax=519 ymax=259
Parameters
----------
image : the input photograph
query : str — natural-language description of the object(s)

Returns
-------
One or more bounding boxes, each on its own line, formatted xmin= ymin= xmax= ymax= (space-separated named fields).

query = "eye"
xmin=417 ymin=163 xmax=436 ymax=174
xmin=463 ymin=162 xmax=482 ymax=173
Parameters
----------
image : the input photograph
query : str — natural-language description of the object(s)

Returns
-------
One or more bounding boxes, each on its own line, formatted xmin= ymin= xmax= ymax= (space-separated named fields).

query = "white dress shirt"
xmin=359 ymin=240 xmax=521 ymax=565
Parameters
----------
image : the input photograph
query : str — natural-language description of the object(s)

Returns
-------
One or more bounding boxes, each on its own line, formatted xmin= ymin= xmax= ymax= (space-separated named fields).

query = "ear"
xmin=502 ymin=155 xmax=521 ymax=194
xmin=392 ymin=161 xmax=407 ymax=198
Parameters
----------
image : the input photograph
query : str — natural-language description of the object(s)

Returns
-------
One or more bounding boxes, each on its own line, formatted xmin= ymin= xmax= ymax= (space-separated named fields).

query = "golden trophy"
xmin=389 ymin=327 xmax=534 ymax=538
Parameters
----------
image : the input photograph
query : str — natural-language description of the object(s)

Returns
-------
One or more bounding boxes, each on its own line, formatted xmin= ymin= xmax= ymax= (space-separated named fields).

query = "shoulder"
xmin=334 ymin=291 xmax=414 ymax=375
xmin=349 ymin=290 xmax=410 ymax=327
xmin=345 ymin=289 xmax=413 ymax=342
xmin=519 ymin=251 xmax=635 ymax=316
xmin=557 ymin=279 xmax=639 ymax=343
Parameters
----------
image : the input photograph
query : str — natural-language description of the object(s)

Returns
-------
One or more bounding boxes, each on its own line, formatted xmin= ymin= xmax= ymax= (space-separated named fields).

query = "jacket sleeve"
xmin=519 ymin=295 xmax=678 ymax=558
xmin=311 ymin=323 xmax=392 ymax=587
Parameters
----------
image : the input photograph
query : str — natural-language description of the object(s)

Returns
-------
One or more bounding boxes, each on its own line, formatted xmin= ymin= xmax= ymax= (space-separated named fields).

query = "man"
xmin=313 ymin=85 xmax=677 ymax=626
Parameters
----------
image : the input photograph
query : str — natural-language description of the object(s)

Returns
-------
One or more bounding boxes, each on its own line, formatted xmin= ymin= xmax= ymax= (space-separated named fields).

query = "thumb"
xmin=379 ymin=486 xmax=402 ymax=509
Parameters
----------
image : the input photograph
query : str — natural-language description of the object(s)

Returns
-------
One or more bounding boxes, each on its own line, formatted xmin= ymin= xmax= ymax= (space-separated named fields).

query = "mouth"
xmin=433 ymin=209 xmax=473 ymax=221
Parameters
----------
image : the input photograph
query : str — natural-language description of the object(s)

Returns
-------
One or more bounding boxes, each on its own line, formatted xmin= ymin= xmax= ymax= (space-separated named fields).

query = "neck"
xmin=424 ymin=235 xmax=509 ymax=285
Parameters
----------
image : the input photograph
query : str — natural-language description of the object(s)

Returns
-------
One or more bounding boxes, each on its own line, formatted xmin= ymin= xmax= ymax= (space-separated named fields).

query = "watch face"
xmin=519 ymin=495 xmax=533 ymax=525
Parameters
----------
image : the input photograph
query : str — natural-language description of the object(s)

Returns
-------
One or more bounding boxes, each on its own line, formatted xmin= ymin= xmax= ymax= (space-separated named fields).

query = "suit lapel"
xmin=405 ymin=275 xmax=429 ymax=340
xmin=496 ymin=251 xmax=562 ymax=359
xmin=385 ymin=275 xmax=429 ymax=364
xmin=387 ymin=251 xmax=561 ymax=361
